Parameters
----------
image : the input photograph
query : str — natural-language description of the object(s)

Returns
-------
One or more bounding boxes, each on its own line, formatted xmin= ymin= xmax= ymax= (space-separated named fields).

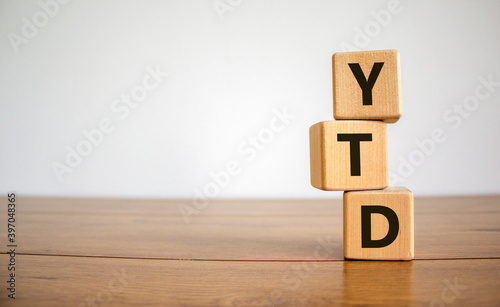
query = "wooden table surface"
xmin=1 ymin=195 xmax=500 ymax=306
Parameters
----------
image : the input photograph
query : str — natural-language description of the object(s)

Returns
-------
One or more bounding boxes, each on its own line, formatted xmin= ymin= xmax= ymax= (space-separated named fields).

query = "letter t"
xmin=337 ymin=133 xmax=372 ymax=176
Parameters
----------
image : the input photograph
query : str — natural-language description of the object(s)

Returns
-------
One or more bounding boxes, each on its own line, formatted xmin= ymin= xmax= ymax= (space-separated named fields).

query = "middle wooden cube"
xmin=309 ymin=120 xmax=388 ymax=191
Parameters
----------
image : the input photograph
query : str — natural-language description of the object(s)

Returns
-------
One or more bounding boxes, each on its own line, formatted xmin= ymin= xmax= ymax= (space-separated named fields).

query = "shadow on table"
xmin=341 ymin=260 xmax=414 ymax=305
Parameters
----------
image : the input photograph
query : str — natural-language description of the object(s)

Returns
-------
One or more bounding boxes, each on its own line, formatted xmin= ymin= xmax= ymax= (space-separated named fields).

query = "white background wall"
xmin=1 ymin=0 xmax=499 ymax=199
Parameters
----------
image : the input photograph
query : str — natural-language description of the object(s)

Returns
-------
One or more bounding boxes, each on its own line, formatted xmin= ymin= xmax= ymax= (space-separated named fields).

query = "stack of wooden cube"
xmin=309 ymin=50 xmax=414 ymax=260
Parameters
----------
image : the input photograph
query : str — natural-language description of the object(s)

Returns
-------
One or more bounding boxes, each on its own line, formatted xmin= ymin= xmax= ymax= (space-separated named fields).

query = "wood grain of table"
xmin=0 ymin=195 xmax=499 ymax=306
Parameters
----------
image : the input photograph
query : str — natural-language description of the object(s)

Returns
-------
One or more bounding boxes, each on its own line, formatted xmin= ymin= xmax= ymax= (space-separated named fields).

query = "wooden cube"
xmin=333 ymin=50 xmax=402 ymax=123
xmin=343 ymin=187 xmax=414 ymax=260
xmin=309 ymin=120 xmax=388 ymax=191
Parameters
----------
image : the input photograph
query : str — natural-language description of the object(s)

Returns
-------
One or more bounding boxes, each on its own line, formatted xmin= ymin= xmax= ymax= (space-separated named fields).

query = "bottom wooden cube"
xmin=343 ymin=187 xmax=414 ymax=260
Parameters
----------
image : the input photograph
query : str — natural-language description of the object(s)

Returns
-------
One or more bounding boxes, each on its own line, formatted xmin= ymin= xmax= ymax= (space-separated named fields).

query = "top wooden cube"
xmin=332 ymin=50 xmax=402 ymax=123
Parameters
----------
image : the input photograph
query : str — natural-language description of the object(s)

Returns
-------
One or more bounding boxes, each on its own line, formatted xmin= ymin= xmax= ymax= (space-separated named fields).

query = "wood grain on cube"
xmin=333 ymin=50 xmax=402 ymax=123
xmin=343 ymin=187 xmax=414 ymax=260
xmin=309 ymin=120 xmax=388 ymax=191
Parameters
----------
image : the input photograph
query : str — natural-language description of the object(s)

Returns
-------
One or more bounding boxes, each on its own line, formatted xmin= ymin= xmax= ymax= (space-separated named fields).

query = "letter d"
xmin=361 ymin=205 xmax=399 ymax=248
xmin=39 ymin=0 xmax=60 ymax=17
xmin=415 ymin=137 xmax=435 ymax=156
xmin=83 ymin=128 xmax=103 ymax=146
xmin=398 ymin=155 xmax=415 ymax=177
xmin=21 ymin=17 xmax=38 ymax=39
xmin=209 ymin=170 xmax=230 ymax=188
xmin=65 ymin=146 xmax=82 ymax=167
xmin=370 ymin=9 xmax=391 ymax=27
xmin=353 ymin=27 xmax=370 ymax=48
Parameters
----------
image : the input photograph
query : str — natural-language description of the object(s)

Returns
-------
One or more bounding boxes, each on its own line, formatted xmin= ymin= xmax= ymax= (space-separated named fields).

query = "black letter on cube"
xmin=337 ymin=133 xmax=372 ymax=176
xmin=361 ymin=205 xmax=399 ymax=248
xmin=348 ymin=62 xmax=384 ymax=106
